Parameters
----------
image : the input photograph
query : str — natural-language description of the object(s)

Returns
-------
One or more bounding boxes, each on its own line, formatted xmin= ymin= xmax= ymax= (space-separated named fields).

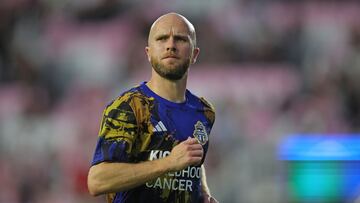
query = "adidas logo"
xmin=153 ymin=121 xmax=167 ymax=132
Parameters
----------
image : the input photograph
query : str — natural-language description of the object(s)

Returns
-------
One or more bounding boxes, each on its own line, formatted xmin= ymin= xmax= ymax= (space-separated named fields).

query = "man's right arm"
xmin=87 ymin=137 xmax=203 ymax=196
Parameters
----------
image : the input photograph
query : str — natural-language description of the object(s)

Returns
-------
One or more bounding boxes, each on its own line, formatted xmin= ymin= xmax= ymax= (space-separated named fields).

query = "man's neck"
xmin=147 ymin=70 xmax=187 ymax=103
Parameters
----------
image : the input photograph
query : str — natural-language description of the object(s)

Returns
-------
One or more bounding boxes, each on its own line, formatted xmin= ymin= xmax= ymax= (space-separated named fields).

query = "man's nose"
xmin=166 ymin=37 xmax=176 ymax=52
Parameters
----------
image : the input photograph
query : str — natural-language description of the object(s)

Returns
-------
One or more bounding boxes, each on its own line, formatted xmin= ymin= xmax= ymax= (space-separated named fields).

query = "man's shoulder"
xmin=187 ymin=91 xmax=216 ymax=125
xmin=188 ymin=91 xmax=215 ymax=113
xmin=198 ymin=97 xmax=215 ymax=112
xmin=106 ymin=85 xmax=152 ymax=111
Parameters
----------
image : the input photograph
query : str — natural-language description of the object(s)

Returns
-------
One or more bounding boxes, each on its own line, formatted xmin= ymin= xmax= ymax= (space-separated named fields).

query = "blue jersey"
xmin=91 ymin=82 xmax=215 ymax=203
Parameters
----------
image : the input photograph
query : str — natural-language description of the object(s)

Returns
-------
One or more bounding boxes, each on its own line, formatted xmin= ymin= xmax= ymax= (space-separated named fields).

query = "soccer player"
xmin=87 ymin=12 xmax=218 ymax=203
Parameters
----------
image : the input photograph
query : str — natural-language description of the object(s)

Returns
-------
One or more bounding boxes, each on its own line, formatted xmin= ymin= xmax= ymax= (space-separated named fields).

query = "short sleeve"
xmin=199 ymin=97 xmax=215 ymax=127
xmin=91 ymin=97 xmax=138 ymax=165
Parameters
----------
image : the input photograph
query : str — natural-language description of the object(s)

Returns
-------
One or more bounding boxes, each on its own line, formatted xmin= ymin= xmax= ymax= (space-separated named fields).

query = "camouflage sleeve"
xmin=200 ymin=97 xmax=216 ymax=127
xmin=91 ymin=96 xmax=138 ymax=165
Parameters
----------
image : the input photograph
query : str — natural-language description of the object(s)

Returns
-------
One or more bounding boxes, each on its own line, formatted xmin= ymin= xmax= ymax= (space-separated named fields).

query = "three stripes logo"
xmin=152 ymin=121 xmax=167 ymax=132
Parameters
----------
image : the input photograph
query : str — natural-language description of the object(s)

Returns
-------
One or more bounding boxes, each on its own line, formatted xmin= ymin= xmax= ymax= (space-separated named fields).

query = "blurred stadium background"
xmin=1 ymin=0 xmax=360 ymax=202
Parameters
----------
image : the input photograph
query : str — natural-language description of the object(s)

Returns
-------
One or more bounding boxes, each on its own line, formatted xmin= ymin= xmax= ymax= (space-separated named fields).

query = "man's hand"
xmin=166 ymin=137 xmax=203 ymax=171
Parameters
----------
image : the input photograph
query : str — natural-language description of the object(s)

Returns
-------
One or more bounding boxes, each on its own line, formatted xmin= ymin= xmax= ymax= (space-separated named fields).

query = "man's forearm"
xmin=201 ymin=166 xmax=219 ymax=203
xmin=88 ymin=137 xmax=203 ymax=196
xmin=88 ymin=158 xmax=171 ymax=196
xmin=201 ymin=165 xmax=211 ymax=195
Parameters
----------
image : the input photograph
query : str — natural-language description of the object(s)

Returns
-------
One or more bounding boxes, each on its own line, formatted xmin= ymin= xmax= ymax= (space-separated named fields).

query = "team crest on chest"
xmin=193 ymin=121 xmax=208 ymax=145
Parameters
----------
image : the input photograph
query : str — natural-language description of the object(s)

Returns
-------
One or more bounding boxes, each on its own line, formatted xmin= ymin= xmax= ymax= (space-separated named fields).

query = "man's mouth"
xmin=162 ymin=55 xmax=179 ymax=59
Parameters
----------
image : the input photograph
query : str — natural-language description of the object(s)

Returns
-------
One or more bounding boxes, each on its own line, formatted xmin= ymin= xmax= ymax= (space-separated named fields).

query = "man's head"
xmin=145 ymin=13 xmax=200 ymax=81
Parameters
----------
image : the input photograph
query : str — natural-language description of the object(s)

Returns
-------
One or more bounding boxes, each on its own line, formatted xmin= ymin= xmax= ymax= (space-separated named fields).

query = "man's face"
xmin=146 ymin=15 xmax=199 ymax=81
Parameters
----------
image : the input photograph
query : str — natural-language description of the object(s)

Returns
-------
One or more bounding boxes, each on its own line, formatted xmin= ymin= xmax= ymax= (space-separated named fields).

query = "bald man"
xmin=88 ymin=13 xmax=218 ymax=203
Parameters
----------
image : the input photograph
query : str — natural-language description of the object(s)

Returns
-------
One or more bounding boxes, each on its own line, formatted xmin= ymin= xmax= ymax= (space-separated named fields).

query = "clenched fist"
xmin=166 ymin=137 xmax=203 ymax=172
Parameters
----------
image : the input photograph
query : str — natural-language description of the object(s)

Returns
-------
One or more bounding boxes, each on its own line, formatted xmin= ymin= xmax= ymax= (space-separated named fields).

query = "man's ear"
xmin=191 ymin=47 xmax=200 ymax=64
xmin=145 ymin=46 xmax=151 ymax=62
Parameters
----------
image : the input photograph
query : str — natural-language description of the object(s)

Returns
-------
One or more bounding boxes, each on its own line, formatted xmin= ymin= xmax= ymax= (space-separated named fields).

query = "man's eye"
xmin=176 ymin=37 xmax=187 ymax=42
xmin=157 ymin=37 xmax=166 ymax=41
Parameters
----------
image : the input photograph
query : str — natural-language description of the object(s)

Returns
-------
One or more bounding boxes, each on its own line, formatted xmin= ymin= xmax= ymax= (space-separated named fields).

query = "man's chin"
xmin=158 ymin=71 xmax=184 ymax=81
xmin=160 ymin=69 xmax=187 ymax=81
xmin=151 ymin=60 xmax=189 ymax=81
xmin=161 ymin=61 xmax=180 ymax=69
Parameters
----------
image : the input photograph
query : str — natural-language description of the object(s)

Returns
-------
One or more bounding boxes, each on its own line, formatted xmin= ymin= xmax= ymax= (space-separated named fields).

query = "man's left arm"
xmin=201 ymin=165 xmax=219 ymax=203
